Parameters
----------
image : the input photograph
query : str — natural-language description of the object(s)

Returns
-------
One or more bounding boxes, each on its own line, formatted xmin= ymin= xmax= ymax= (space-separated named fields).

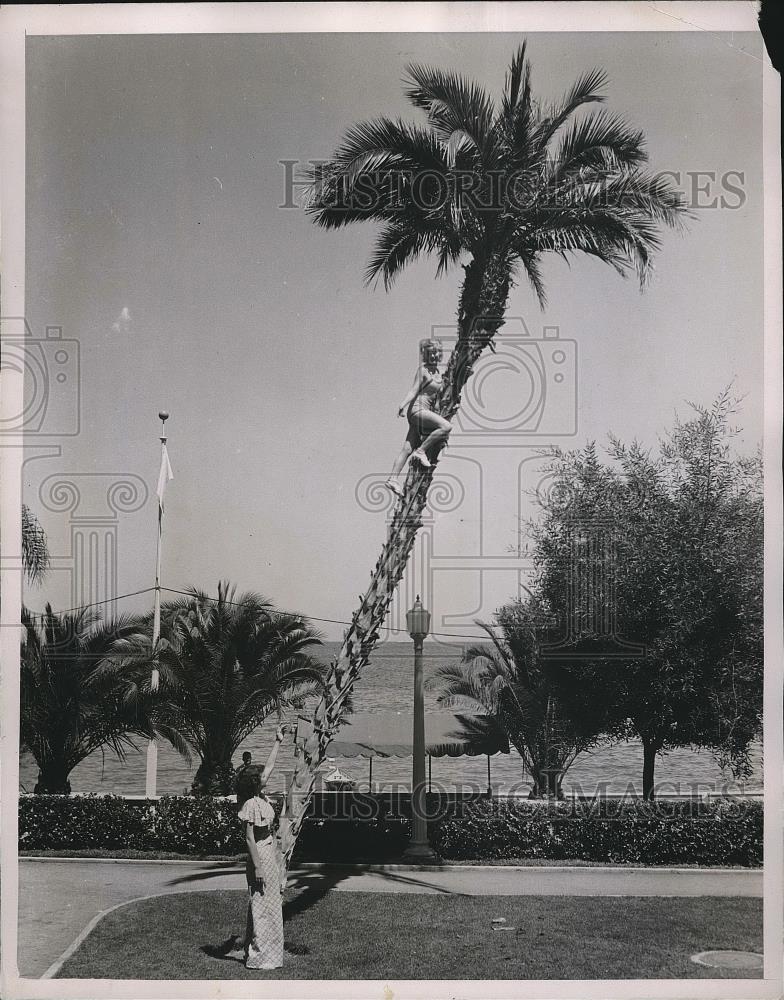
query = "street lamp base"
xmin=403 ymin=842 xmax=438 ymax=862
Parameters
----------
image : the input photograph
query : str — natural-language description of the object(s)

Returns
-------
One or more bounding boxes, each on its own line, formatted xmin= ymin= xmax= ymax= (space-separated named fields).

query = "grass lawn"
xmin=57 ymin=889 xmax=763 ymax=980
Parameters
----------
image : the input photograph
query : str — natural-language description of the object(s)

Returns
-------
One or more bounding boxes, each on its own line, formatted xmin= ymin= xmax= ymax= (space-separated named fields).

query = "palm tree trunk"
xmin=34 ymin=762 xmax=72 ymax=795
xmin=279 ymin=255 xmax=511 ymax=870
xmin=192 ymin=758 xmax=235 ymax=797
xmin=642 ymin=734 xmax=660 ymax=801
xmin=529 ymin=763 xmax=565 ymax=799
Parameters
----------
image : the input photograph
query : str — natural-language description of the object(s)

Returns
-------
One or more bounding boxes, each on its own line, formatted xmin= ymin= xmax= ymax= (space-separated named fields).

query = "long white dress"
xmin=238 ymin=795 xmax=284 ymax=970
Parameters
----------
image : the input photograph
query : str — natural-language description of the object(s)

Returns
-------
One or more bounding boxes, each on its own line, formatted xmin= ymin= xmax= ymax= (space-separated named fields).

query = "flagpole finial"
xmin=158 ymin=410 xmax=169 ymax=423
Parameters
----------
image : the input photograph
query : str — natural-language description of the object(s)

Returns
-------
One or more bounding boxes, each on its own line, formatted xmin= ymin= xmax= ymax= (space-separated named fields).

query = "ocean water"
xmin=18 ymin=641 xmax=763 ymax=796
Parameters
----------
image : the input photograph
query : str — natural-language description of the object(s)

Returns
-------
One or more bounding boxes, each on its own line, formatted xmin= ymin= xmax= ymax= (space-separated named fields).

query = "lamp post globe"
xmin=406 ymin=595 xmax=431 ymax=642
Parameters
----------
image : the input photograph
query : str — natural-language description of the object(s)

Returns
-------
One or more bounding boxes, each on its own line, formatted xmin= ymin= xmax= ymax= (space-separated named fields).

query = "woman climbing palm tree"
xmin=386 ymin=338 xmax=451 ymax=496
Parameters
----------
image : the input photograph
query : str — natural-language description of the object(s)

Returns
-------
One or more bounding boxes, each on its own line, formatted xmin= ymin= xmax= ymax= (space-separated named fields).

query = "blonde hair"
xmin=419 ymin=338 xmax=443 ymax=363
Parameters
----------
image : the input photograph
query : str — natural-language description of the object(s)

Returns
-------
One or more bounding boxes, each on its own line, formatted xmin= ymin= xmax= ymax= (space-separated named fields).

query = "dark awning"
xmin=297 ymin=711 xmax=509 ymax=758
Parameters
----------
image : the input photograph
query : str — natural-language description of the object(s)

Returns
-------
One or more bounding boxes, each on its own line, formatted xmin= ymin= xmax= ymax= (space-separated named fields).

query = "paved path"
xmin=17 ymin=859 xmax=763 ymax=979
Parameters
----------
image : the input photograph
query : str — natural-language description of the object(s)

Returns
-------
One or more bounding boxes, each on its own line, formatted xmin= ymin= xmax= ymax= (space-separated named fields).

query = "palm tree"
xmin=20 ymin=605 xmax=178 ymax=793
xmin=22 ymin=504 xmax=49 ymax=585
xmin=427 ymin=600 xmax=598 ymax=797
xmin=117 ymin=582 xmax=326 ymax=795
xmin=279 ymin=39 xmax=689 ymax=865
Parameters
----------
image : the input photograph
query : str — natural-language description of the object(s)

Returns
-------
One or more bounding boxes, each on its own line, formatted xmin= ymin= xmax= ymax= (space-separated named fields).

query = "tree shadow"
xmin=173 ymin=860 xmax=464 ymax=923
xmin=283 ymin=862 xmax=464 ymax=921
xmin=165 ymin=861 xmax=243 ymax=886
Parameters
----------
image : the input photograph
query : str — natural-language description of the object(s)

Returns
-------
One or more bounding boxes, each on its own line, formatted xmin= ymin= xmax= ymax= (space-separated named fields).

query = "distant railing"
xmin=18 ymin=787 xmax=764 ymax=803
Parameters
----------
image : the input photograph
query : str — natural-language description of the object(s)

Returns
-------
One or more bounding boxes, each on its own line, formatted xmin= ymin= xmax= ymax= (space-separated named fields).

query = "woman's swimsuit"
xmin=409 ymin=369 xmax=442 ymax=417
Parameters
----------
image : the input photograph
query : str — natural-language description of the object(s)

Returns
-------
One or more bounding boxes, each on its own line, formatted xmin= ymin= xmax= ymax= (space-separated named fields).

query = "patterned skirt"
xmin=244 ymin=840 xmax=284 ymax=970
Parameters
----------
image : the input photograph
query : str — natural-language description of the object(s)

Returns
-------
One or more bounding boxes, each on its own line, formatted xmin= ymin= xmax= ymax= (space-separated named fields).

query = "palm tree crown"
xmin=117 ymin=582 xmax=326 ymax=795
xmin=21 ymin=605 xmax=164 ymax=793
xmin=427 ymin=600 xmax=598 ymax=797
xmin=308 ymin=40 xmax=688 ymax=313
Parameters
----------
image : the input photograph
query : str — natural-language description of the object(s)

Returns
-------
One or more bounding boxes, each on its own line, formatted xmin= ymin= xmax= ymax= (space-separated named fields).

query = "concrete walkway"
xmin=17 ymin=858 xmax=763 ymax=979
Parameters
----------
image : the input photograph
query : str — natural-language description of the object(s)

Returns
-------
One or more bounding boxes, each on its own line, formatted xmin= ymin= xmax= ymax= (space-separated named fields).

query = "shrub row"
xmin=431 ymin=798 xmax=763 ymax=866
xmin=18 ymin=794 xmax=763 ymax=866
xmin=19 ymin=795 xmax=248 ymax=854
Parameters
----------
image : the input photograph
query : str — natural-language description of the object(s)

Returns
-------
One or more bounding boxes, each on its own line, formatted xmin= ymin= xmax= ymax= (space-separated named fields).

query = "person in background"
xmin=234 ymin=751 xmax=253 ymax=806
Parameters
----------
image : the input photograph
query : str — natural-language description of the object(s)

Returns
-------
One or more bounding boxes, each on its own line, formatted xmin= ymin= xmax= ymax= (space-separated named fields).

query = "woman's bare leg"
xmin=386 ymin=421 xmax=422 ymax=496
xmin=389 ymin=440 xmax=413 ymax=477
xmin=411 ymin=411 xmax=452 ymax=465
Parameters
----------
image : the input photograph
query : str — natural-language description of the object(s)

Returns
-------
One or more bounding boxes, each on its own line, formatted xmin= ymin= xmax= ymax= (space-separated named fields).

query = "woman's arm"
xmin=399 ymin=367 xmax=425 ymax=415
xmin=259 ymin=723 xmax=286 ymax=786
xmin=246 ymin=822 xmax=264 ymax=882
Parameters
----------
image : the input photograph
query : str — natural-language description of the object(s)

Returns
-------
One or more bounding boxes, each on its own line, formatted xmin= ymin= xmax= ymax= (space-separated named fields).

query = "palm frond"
xmin=514 ymin=248 xmax=548 ymax=308
xmin=21 ymin=505 xmax=50 ymax=585
xmin=404 ymin=63 xmax=496 ymax=162
xmin=553 ymin=110 xmax=646 ymax=177
xmin=503 ymin=41 xmax=530 ymax=113
xmin=306 ymin=118 xmax=450 ymax=230
xmin=365 ymin=223 xmax=433 ymax=289
xmin=534 ymin=67 xmax=608 ymax=150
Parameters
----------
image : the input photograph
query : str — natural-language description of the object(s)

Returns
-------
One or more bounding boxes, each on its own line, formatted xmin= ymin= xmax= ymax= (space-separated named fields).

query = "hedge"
xmin=431 ymin=798 xmax=763 ymax=866
xmin=18 ymin=794 xmax=763 ymax=866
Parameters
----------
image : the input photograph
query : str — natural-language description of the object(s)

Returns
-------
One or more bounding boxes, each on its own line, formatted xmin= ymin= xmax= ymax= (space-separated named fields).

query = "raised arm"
xmin=398 ymin=366 xmax=425 ymax=416
xmin=259 ymin=723 xmax=287 ymax=786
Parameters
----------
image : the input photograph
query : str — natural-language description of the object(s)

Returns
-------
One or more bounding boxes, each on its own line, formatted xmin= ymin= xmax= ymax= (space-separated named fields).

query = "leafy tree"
xmin=279 ymin=37 xmax=690 ymax=867
xmin=427 ymin=598 xmax=599 ymax=797
xmin=20 ymin=605 xmax=181 ymax=794
xmin=117 ymin=582 xmax=326 ymax=795
xmin=529 ymin=390 xmax=763 ymax=798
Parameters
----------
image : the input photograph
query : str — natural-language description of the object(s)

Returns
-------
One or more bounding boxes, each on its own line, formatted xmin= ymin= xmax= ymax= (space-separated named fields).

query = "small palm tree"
xmin=427 ymin=600 xmax=597 ymax=797
xmin=119 ymin=582 xmax=326 ymax=795
xmin=20 ymin=605 xmax=179 ymax=793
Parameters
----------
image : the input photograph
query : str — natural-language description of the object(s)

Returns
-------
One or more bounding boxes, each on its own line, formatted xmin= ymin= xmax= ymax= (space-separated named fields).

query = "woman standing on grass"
xmin=236 ymin=723 xmax=288 ymax=970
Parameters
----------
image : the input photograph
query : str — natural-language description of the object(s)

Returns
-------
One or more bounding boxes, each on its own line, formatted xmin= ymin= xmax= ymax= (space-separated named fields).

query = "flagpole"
xmin=145 ymin=410 xmax=170 ymax=799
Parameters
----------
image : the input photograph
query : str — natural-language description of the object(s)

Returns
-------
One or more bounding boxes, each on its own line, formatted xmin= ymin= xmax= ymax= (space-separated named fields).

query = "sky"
xmin=23 ymin=29 xmax=764 ymax=641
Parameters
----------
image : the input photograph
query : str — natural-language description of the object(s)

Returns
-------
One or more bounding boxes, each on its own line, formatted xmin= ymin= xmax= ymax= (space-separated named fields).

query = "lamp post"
xmin=404 ymin=596 xmax=436 ymax=861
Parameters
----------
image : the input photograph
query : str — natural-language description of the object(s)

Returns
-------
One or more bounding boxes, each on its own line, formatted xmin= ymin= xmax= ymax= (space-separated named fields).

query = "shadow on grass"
xmin=166 ymin=861 xmax=465 ymax=918
xmin=164 ymin=861 xmax=244 ymax=886
xmin=200 ymin=934 xmax=311 ymax=965
xmin=200 ymin=934 xmax=244 ymax=964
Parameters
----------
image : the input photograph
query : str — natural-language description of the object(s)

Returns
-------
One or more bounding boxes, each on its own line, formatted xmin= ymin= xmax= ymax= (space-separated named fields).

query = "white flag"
xmin=156 ymin=442 xmax=174 ymax=512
